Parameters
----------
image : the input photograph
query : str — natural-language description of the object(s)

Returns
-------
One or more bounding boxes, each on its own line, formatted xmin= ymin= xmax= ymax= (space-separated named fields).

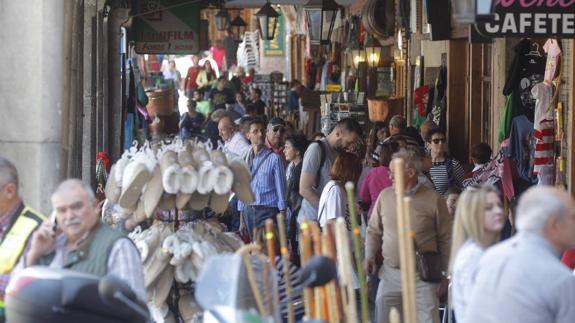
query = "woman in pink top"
xmin=359 ymin=141 xmax=400 ymax=217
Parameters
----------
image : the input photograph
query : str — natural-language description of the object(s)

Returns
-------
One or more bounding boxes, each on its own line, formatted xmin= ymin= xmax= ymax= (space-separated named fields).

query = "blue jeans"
xmin=243 ymin=206 xmax=279 ymax=240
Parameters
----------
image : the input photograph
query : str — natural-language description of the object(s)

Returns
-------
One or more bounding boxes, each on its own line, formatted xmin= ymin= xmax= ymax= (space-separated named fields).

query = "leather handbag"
xmin=414 ymin=244 xmax=443 ymax=283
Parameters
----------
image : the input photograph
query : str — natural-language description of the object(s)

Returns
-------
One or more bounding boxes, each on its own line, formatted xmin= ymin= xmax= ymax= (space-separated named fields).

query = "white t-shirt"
xmin=318 ymin=180 xmax=347 ymax=228
xmin=452 ymin=239 xmax=485 ymax=322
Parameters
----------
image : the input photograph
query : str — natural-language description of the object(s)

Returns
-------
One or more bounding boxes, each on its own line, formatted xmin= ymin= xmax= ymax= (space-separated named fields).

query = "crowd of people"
xmin=2 ymin=45 xmax=575 ymax=322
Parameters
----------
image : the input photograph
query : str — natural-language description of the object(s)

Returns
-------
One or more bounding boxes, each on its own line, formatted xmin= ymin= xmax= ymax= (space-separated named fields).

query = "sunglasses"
xmin=272 ymin=126 xmax=286 ymax=133
xmin=431 ymin=138 xmax=446 ymax=144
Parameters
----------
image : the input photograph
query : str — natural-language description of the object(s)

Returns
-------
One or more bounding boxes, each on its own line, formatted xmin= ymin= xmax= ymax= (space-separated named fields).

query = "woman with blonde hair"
xmin=449 ymin=184 xmax=505 ymax=322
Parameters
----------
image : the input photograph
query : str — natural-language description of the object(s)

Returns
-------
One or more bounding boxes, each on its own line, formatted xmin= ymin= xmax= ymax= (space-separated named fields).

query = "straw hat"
xmin=228 ymin=159 xmax=254 ymax=203
xmin=118 ymin=162 xmax=151 ymax=210
xmin=159 ymin=150 xmax=181 ymax=194
xmin=210 ymin=150 xmax=234 ymax=195
xmin=104 ymin=164 xmax=121 ymax=203
xmin=143 ymin=165 xmax=163 ymax=218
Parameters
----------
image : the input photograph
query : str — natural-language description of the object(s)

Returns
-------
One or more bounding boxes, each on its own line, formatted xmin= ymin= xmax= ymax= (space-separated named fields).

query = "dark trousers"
xmin=243 ymin=206 xmax=279 ymax=240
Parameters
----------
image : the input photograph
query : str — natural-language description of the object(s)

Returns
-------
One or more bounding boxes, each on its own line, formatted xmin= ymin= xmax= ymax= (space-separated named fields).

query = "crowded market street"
xmin=1 ymin=0 xmax=575 ymax=322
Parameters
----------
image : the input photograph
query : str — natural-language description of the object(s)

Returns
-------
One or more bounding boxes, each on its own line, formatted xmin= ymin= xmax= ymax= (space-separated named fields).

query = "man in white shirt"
xmin=464 ymin=186 xmax=575 ymax=323
xmin=218 ymin=115 xmax=250 ymax=159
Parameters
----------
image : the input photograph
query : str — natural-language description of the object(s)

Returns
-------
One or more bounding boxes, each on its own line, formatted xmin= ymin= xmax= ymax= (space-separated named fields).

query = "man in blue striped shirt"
xmin=239 ymin=119 xmax=287 ymax=239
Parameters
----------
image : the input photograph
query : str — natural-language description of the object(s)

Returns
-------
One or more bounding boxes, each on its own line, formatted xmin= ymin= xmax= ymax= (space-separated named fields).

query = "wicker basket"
xmin=368 ymin=97 xmax=403 ymax=122
xmin=146 ymin=89 xmax=174 ymax=117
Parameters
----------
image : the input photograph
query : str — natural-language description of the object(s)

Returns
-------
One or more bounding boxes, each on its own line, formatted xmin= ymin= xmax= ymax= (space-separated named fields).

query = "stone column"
xmin=0 ymin=0 xmax=67 ymax=213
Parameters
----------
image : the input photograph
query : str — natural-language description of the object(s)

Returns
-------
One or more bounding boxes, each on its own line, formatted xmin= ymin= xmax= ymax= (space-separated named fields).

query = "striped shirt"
xmin=429 ymin=158 xmax=465 ymax=195
xmin=276 ymin=257 xmax=305 ymax=321
xmin=238 ymin=147 xmax=287 ymax=211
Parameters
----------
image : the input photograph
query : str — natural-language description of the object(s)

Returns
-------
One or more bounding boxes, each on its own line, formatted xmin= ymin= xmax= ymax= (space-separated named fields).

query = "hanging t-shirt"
xmin=503 ymin=39 xmax=546 ymax=122
xmin=531 ymin=82 xmax=554 ymax=175
xmin=506 ymin=115 xmax=536 ymax=183
xmin=543 ymin=39 xmax=562 ymax=83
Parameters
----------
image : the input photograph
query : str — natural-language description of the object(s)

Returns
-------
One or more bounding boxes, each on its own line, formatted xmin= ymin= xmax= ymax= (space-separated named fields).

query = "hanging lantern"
xmin=230 ymin=15 xmax=247 ymax=43
xmin=305 ymin=0 xmax=340 ymax=45
xmin=364 ymin=34 xmax=382 ymax=68
xmin=256 ymin=1 xmax=280 ymax=41
xmin=452 ymin=0 xmax=495 ymax=23
xmin=352 ymin=47 xmax=366 ymax=69
xmin=215 ymin=8 xmax=230 ymax=31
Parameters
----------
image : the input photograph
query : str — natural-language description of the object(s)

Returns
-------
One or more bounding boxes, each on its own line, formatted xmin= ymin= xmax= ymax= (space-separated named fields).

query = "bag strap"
xmin=249 ymin=149 xmax=274 ymax=182
xmin=315 ymin=140 xmax=326 ymax=188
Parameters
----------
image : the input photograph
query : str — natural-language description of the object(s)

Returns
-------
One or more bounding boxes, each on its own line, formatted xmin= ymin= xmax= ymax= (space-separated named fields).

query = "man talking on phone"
xmin=25 ymin=179 xmax=145 ymax=301
xmin=0 ymin=157 xmax=46 ymax=322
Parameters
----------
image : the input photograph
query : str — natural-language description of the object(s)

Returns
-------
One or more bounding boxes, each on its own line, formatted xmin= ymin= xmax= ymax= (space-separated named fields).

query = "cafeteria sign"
xmin=133 ymin=0 xmax=200 ymax=54
xmin=475 ymin=0 xmax=575 ymax=38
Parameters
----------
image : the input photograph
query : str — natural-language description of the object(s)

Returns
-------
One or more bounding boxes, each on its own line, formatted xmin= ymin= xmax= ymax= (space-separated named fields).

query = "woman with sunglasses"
xmin=426 ymin=128 xmax=465 ymax=195
xmin=449 ymin=184 xmax=505 ymax=322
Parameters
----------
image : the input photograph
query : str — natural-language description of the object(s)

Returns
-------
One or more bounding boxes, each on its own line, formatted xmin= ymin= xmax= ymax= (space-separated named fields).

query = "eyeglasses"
xmin=272 ymin=126 xmax=286 ymax=133
xmin=431 ymin=138 xmax=446 ymax=144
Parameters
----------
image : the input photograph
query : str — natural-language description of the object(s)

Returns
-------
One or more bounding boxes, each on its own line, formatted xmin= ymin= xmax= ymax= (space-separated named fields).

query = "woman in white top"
xmin=318 ymin=152 xmax=363 ymax=229
xmin=449 ymin=184 xmax=505 ymax=322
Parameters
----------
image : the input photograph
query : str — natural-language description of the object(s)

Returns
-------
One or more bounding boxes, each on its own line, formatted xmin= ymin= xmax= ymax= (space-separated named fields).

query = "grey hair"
xmin=0 ymin=157 xmax=19 ymax=190
xmin=516 ymin=187 xmax=570 ymax=235
xmin=52 ymin=178 xmax=96 ymax=202
xmin=392 ymin=148 xmax=422 ymax=173
xmin=389 ymin=115 xmax=407 ymax=131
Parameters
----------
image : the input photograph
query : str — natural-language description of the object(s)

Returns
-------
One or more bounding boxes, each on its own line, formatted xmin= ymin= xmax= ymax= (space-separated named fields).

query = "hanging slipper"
xmin=118 ymin=161 xmax=151 ymax=210
xmin=209 ymin=192 xmax=231 ymax=214
xmin=176 ymin=148 xmax=199 ymax=209
xmin=104 ymin=164 xmax=121 ymax=203
xmin=159 ymin=150 xmax=181 ymax=195
xmin=192 ymin=147 xmax=216 ymax=195
xmin=210 ymin=150 xmax=234 ymax=195
xmin=157 ymin=193 xmax=176 ymax=211
xmin=142 ymin=165 xmax=163 ymax=218
xmin=228 ymin=159 xmax=254 ymax=204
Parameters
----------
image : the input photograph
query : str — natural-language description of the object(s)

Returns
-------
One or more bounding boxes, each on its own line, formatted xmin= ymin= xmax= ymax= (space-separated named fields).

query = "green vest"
xmin=39 ymin=223 xmax=125 ymax=277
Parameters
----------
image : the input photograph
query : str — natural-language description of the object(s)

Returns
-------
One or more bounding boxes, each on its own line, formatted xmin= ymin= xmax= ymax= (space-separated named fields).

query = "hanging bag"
xmin=414 ymin=240 xmax=443 ymax=283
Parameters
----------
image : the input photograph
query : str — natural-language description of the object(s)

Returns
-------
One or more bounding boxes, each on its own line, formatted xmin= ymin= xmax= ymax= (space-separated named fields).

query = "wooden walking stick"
xmin=264 ymin=219 xmax=277 ymax=267
xmin=235 ymin=244 xmax=266 ymax=316
xmin=299 ymin=221 xmax=315 ymax=319
xmin=403 ymin=197 xmax=417 ymax=323
xmin=334 ymin=217 xmax=358 ymax=323
xmin=322 ymin=224 xmax=342 ymax=323
xmin=310 ymin=222 xmax=329 ymax=321
xmin=345 ymin=182 xmax=370 ymax=323
xmin=276 ymin=213 xmax=295 ymax=323
xmin=392 ymin=158 xmax=417 ymax=323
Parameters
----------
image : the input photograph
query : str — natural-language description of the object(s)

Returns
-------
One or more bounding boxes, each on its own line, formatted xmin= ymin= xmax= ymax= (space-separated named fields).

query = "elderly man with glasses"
xmin=218 ymin=114 xmax=250 ymax=159
xmin=24 ymin=179 xmax=145 ymax=301
xmin=266 ymin=117 xmax=288 ymax=163
xmin=0 ymin=157 xmax=45 ymax=321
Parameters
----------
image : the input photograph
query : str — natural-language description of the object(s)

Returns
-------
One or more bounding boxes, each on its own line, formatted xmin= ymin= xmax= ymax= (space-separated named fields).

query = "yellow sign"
xmin=326 ymin=84 xmax=342 ymax=92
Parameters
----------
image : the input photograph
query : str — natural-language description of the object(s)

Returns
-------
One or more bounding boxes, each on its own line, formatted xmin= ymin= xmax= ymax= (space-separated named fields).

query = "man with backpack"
xmin=298 ymin=118 xmax=363 ymax=223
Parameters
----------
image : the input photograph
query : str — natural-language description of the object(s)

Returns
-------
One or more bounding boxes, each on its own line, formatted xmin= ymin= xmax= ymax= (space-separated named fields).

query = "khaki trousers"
xmin=375 ymin=261 xmax=439 ymax=323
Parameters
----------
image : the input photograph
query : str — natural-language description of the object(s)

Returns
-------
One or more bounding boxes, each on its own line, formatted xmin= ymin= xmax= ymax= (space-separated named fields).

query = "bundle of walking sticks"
xmin=254 ymin=158 xmax=417 ymax=323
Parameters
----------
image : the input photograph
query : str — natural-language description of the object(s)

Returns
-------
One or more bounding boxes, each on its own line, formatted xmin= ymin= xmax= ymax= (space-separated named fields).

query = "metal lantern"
xmin=255 ymin=1 xmax=280 ymax=41
xmin=452 ymin=0 xmax=495 ymax=23
xmin=364 ymin=35 xmax=382 ymax=68
xmin=215 ymin=8 xmax=230 ymax=31
xmin=230 ymin=15 xmax=247 ymax=43
xmin=352 ymin=47 xmax=366 ymax=69
xmin=305 ymin=0 xmax=340 ymax=45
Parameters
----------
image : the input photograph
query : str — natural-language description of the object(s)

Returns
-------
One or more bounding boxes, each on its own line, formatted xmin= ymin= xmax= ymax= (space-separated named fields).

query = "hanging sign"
xmin=133 ymin=0 xmax=201 ymax=54
xmin=475 ymin=0 xmax=575 ymax=38
xmin=264 ymin=9 xmax=285 ymax=57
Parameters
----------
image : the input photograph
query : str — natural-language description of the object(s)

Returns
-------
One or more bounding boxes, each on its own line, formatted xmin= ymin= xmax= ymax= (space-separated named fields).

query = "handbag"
xmin=414 ymin=240 xmax=443 ymax=283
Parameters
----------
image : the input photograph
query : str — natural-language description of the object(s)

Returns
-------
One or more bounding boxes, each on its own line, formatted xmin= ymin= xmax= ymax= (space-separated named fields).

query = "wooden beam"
xmin=447 ymin=39 xmax=469 ymax=163
xmin=569 ymin=39 xmax=575 ymax=195
xmin=468 ymin=43 xmax=483 ymax=159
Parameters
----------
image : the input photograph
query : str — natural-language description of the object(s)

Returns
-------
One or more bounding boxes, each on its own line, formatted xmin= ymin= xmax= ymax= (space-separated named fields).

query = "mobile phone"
xmin=49 ymin=211 xmax=58 ymax=236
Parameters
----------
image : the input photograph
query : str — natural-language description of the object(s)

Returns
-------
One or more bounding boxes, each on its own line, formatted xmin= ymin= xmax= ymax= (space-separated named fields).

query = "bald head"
xmin=516 ymin=186 xmax=575 ymax=252
xmin=218 ymin=116 xmax=236 ymax=141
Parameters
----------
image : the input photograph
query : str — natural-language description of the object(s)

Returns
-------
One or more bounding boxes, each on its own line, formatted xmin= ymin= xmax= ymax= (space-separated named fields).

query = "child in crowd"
xmin=445 ymin=186 xmax=462 ymax=218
